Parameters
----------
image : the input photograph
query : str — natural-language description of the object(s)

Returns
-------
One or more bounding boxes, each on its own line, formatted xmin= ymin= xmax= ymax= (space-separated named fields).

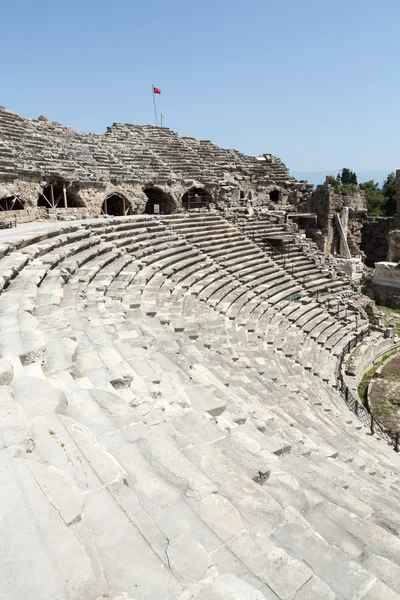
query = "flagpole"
xmin=152 ymin=84 xmax=158 ymax=126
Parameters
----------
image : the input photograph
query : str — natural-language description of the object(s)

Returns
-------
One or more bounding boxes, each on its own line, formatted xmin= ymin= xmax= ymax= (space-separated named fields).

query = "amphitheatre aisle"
xmin=0 ymin=212 xmax=400 ymax=600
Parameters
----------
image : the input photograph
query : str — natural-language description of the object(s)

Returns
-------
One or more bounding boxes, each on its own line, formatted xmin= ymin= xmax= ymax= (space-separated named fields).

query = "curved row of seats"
xmin=0 ymin=106 xmax=292 ymax=184
xmin=0 ymin=214 xmax=400 ymax=600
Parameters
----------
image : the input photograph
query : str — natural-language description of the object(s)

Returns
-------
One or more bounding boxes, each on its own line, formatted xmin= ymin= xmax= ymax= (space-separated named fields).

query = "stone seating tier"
xmin=0 ymin=213 xmax=399 ymax=600
xmin=0 ymin=106 xmax=291 ymax=185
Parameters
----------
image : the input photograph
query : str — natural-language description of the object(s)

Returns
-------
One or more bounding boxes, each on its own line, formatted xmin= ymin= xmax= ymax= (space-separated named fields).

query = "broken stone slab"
xmin=185 ymin=384 xmax=227 ymax=417
xmin=10 ymin=376 xmax=68 ymax=419
xmin=272 ymin=520 xmax=376 ymax=598
xmin=167 ymin=534 xmax=212 ymax=587
xmin=44 ymin=337 xmax=78 ymax=373
xmin=227 ymin=529 xmax=313 ymax=600
xmin=183 ymin=442 xmax=284 ymax=536
xmin=30 ymin=413 xmax=128 ymax=492
xmin=187 ymin=492 xmax=245 ymax=543
xmin=82 ymin=485 xmax=182 ymax=599
xmin=24 ymin=460 xmax=83 ymax=526
xmin=138 ymin=426 xmax=217 ymax=499
xmin=0 ymin=326 xmax=46 ymax=364
xmin=0 ymin=452 xmax=104 ymax=600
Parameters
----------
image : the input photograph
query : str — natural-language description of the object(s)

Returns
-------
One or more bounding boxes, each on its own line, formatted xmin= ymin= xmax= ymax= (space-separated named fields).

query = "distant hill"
xmin=292 ymin=170 xmax=395 ymax=187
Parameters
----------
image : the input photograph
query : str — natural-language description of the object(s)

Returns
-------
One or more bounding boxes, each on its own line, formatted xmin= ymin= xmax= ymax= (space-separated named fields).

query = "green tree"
xmin=359 ymin=180 xmax=385 ymax=216
xmin=341 ymin=168 xmax=358 ymax=185
xmin=382 ymin=172 xmax=397 ymax=216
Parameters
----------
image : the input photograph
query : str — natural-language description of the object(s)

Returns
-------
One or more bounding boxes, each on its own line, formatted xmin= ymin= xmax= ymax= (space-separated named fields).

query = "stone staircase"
xmin=0 ymin=214 xmax=399 ymax=600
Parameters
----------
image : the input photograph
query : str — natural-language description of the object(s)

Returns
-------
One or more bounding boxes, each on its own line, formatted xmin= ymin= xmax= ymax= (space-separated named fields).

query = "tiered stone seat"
xmin=231 ymin=213 xmax=355 ymax=301
xmin=0 ymin=106 xmax=292 ymax=184
xmin=1 ymin=215 xmax=400 ymax=600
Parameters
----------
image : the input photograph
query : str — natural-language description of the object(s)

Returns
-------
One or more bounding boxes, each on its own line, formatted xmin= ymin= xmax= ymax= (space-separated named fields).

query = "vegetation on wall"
xmin=359 ymin=180 xmax=385 ymax=216
xmin=359 ymin=172 xmax=396 ymax=216
xmin=328 ymin=168 xmax=396 ymax=217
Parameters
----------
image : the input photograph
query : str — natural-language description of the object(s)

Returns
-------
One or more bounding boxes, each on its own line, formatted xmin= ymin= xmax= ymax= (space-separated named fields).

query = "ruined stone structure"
xmin=307 ymin=181 xmax=367 ymax=257
xmin=0 ymin=106 xmax=313 ymax=222
xmin=1 ymin=108 xmax=400 ymax=600
xmin=306 ymin=173 xmax=400 ymax=288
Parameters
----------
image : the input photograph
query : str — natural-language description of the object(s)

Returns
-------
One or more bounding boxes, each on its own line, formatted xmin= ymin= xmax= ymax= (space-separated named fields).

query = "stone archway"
xmin=0 ymin=195 xmax=25 ymax=211
xmin=101 ymin=194 xmax=132 ymax=216
xmin=38 ymin=183 xmax=84 ymax=208
xmin=181 ymin=187 xmax=211 ymax=210
xmin=143 ymin=187 xmax=176 ymax=215
xmin=269 ymin=189 xmax=280 ymax=202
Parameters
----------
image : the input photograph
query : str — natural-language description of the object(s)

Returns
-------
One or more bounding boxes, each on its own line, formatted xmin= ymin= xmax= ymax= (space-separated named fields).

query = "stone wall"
xmin=366 ymin=261 xmax=400 ymax=308
xmin=360 ymin=217 xmax=396 ymax=267
xmin=307 ymin=183 xmax=367 ymax=256
xmin=387 ymin=229 xmax=400 ymax=261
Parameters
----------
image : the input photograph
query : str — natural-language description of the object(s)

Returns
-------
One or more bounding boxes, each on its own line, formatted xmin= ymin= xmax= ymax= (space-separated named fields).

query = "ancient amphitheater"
xmin=0 ymin=106 xmax=400 ymax=600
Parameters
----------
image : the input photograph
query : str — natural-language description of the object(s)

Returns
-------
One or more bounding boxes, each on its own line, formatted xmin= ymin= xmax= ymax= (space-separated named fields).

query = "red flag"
xmin=153 ymin=87 xmax=161 ymax=95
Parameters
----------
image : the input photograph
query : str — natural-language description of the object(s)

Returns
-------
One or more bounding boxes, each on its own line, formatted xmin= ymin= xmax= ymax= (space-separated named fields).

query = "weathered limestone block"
xmin=0 ymin=313 xmax=46 ymax=364
xmin=0 ymin=453 xmax=105 ymax=600
xmin=44 ymin=337 xmax=78 ymax=373
xmin=11 ymin=376 xmax=68 ymax=418
xmin=82 ymin=485 xmax=182 ymax=598
xmin=185 ymin=385 xmax=227 ymax=417
xmin=25 ymin=460 xmax=83 ymax=526
xmin=228 ymin=530 xmax=312 ymax=599
xmin=388 ymin=229 xmax=400 ymax=261
xmin=373 ymin=262 xmax=400 ymax=288
xmin=187 ymin=492 xmax=245 ymax=543
xmin=167 ymin=535 xmax=212 ymax=587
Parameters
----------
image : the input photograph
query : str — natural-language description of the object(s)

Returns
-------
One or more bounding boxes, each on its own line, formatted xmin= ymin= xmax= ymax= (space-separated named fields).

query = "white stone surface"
xmin=373 ymin=261 xmax=400 ymax=288
xmin=0 ymin=358 xmax=14 ymax=385
xmin=0 ymin=215 xmax=399 ymax=600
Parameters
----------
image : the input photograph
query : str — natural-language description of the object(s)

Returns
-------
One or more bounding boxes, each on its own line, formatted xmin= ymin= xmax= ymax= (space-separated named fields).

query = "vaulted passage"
xmin=269 ymin=189 xmax=280 ymax=202
xmin=182 ymin=187 xmax=211 ymax=210
xmin=38 ymin=183 xmax=84 ymax=208
xmin=0 ymin=196 xmax=24 ymax=211
xmin=143 ymin=187 xmax=176 ymax=214
xmin=101 ymin=194 xmax=131 ymax=216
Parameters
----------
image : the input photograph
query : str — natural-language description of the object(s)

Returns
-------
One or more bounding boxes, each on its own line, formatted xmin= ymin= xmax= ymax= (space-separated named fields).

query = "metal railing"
xmin=336 ymin=331 xmax=400 ymax=452
xmin=231 ymin=213 xmax=400 ymax=451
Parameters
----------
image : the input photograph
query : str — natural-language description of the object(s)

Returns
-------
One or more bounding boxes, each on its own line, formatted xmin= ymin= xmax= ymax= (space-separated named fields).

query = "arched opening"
xmin=0 ymin=196 xmax=25 ymax=211
xmin=101 ymin=194 xmax=132 ymax=216
xmin=269 ymin=189 xmax=280 ymax=202
xmin=143 ymin=187 xmax=176 ymax=215
xmin=182 ymin=187 xmax=211 ymax=210
xmin=38 ymin=183 xmax=84 ymax=208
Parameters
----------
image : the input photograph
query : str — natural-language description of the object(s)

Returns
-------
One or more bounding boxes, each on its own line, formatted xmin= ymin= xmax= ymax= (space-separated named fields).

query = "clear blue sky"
xmin=2 ymin=0 xmax=399 ymax=174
